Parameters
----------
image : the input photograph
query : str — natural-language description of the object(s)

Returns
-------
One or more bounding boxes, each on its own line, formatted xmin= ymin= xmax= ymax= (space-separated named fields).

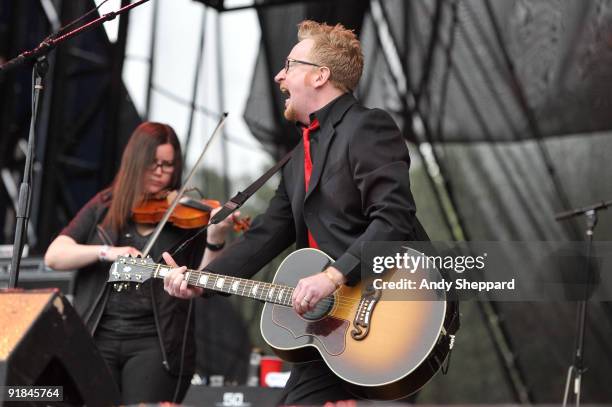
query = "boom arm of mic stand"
xmin=0 ymin=0 xmax=150 ymax=72
xmin=555 ymin=200 xmax=612 ymax=221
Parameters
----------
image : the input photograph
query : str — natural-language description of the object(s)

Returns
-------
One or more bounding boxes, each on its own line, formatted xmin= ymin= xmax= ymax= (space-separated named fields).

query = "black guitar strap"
xmin=168 ymin=148 xmax=295 ymax=258
xmin=208 ymin=148 xmax=294 ymax=226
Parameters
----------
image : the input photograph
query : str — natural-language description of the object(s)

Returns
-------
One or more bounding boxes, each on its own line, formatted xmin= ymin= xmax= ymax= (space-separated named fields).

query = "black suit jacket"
xmin=205 ymin=93 xmax=428 ymax=283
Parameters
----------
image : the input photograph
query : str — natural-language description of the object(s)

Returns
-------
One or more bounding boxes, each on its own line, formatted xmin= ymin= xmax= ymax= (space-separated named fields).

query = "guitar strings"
xmin=115 ymin=261 xmax=372 ymax=309
xmin=180 ymin=271 xmax=361 ymax=310
xmin=119 ymin=260 xmax=443 ymax=310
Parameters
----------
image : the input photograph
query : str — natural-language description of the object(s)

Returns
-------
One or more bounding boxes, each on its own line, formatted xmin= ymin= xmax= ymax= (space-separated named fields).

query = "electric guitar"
xmin=109 ymin=248 xmax=455 ymax=400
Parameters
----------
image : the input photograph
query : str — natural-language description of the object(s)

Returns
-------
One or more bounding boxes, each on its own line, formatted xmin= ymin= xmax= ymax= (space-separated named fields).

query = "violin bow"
xmin=141 ymin=113 xmax=228 ymax=258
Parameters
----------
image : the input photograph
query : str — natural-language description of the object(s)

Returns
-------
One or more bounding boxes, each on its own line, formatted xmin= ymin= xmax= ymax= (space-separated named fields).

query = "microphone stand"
xmin=556 ymin=199 xmax=611 ymax=407
xmin=4 ymin=0 xmax=150 ymax=288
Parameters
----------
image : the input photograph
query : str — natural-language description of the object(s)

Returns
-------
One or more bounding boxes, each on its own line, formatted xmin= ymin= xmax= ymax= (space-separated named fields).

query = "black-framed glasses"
xmin=284 ymin=58 xmax=322 ymax=73
xmin=147 ymin=160 xmax=175 ymax=173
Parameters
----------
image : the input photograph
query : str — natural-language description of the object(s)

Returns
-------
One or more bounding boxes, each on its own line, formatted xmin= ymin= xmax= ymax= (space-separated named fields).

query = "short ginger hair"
xmin=297 ymin=20 xmax=364 ymax=92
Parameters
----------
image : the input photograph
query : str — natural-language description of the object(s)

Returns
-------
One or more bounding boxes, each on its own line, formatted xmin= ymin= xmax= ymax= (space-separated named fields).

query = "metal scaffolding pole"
xmin=145 ymin=0 xmax=159 ymax=119
xmin=215 ymin=12 xmax=230 ymax=199
xmin=104 ymin=0 xmax=132 ymax=183
xmin=184 ymin=5 xmax=208 ymax=163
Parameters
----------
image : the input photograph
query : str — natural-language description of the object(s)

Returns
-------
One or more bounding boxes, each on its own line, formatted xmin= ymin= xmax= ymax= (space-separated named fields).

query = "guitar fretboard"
xmin=153 ymin=265 xmax=295 ymax=307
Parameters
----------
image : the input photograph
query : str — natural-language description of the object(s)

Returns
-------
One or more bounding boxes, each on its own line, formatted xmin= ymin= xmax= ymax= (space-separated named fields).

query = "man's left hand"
xmin=207 ymin=207 xmax=240 ymax=244
xmin=292 ymin=266 xmax=345 ymax=314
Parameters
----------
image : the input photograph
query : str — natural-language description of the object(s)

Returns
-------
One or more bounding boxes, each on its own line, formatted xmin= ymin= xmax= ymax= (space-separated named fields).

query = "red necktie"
xmin=302 ymin=119 xmax=319 ymax=248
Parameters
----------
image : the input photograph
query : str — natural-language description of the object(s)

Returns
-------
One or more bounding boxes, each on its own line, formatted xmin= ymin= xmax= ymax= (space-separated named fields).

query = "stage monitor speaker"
xmin=0 ymin=289 xmax=119 ymax=406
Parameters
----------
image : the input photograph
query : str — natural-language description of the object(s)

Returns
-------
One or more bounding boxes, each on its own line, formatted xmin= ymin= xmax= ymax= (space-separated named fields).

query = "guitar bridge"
xmin=351 ymin=284 xmax=382 ymax=341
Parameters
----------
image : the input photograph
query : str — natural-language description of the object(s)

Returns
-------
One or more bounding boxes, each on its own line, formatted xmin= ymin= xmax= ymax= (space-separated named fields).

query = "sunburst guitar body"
xmin=110 ymin=247 xmax=455 ymax=400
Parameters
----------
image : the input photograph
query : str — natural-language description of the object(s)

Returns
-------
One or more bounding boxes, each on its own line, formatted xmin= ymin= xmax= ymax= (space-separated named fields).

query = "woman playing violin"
xmin=44 ymin=122 xmax=236 ymax=404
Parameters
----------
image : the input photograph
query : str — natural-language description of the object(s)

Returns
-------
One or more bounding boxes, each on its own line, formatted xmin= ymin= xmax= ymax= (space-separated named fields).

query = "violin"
xmin=132 ymin=190 xmax=250 ymax=231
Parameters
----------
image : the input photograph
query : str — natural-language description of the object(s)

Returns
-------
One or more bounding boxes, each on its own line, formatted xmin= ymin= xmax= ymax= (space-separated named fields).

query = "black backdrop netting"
xmin=0 ymin=1 xmax=141 ymax=248
xmin=409 ymin=0 xmax=612 ymax=141
xmin=245 ymin=0 xmax=612 ymax=403
xmin=395 ymin=2 xmax=612 ymax=400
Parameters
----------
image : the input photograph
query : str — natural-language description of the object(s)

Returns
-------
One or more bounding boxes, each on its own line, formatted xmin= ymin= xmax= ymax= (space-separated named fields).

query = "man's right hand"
xmin=162 ymin=252 xmax=204 ymax=299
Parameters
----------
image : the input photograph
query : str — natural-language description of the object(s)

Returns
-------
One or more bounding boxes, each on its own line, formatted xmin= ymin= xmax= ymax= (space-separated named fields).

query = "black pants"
xmin=94 ymin=335 xmax=190 ymax=405
xmin=278 ymin=360 xmax=354 ymax=405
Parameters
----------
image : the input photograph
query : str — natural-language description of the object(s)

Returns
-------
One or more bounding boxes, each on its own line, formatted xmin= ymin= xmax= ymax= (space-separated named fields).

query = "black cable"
xmin=414 ymin=0 xmax=444 ymax=110
xmin=456 ymin=1 xmax=522 ymax=137
xmin=166 ymin=224 xmax=211 ymax=260
xmin=172 ymin=297 xmax=194 ymax=403
xmin=434 ymin=0 xmax=459 ymax=140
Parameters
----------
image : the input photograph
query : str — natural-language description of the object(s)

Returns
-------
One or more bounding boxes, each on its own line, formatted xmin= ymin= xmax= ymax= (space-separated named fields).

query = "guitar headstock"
xmin=108 ymin=255 xmax=156 ymax=284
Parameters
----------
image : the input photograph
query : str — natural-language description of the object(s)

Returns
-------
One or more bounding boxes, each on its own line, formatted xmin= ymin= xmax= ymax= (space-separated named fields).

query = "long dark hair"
xmin=103 ymin=122 xmax=183 ymax=233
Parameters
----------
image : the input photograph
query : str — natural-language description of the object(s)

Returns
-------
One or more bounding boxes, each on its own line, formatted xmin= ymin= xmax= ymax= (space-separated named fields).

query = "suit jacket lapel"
xmin=291 ymin=143 xmax=307 ymax=225
xmin=305 ymin=94 xmax=356 ymax=202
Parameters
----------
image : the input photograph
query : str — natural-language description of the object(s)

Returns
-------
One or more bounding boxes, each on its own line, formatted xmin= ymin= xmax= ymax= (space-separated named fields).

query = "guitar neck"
xmin=153 ymin=265 xmax=295 ymax=307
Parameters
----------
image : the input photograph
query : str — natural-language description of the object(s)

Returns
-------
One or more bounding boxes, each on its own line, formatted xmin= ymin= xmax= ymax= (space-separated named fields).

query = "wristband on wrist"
xmin=323 ymin=269 xmax=342 ymax=290
xmin=98 ymin=245 xmax=110 ymax=262
xmin=206 ymin=241 xmax=225 ymax=251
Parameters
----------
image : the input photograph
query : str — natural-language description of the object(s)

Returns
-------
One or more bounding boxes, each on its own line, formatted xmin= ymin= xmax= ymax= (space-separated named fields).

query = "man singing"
xmin=163 ymin=20 xmax=429 ymax=405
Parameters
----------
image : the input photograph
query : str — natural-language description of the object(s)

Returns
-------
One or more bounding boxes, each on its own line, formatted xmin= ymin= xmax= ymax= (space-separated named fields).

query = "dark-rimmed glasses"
xmin=147 ymin=160 xmax=175 ymax=173
xmin=284 ymin=58 xmax=322 ymax=73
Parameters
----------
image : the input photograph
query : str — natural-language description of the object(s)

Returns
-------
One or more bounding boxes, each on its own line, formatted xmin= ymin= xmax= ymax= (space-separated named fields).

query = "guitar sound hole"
xmin=302 ymin=295 xmax=335 ymax=321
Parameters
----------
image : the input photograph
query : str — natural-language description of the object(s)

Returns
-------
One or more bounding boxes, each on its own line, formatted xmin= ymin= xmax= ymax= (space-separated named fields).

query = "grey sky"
xmin=97 ymin=0 xmax=272 ymax=187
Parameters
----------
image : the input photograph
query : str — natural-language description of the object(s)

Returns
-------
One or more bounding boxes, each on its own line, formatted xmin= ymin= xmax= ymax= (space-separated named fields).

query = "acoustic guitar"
xmin=109 ymin=247 xmax=455 ymax=400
